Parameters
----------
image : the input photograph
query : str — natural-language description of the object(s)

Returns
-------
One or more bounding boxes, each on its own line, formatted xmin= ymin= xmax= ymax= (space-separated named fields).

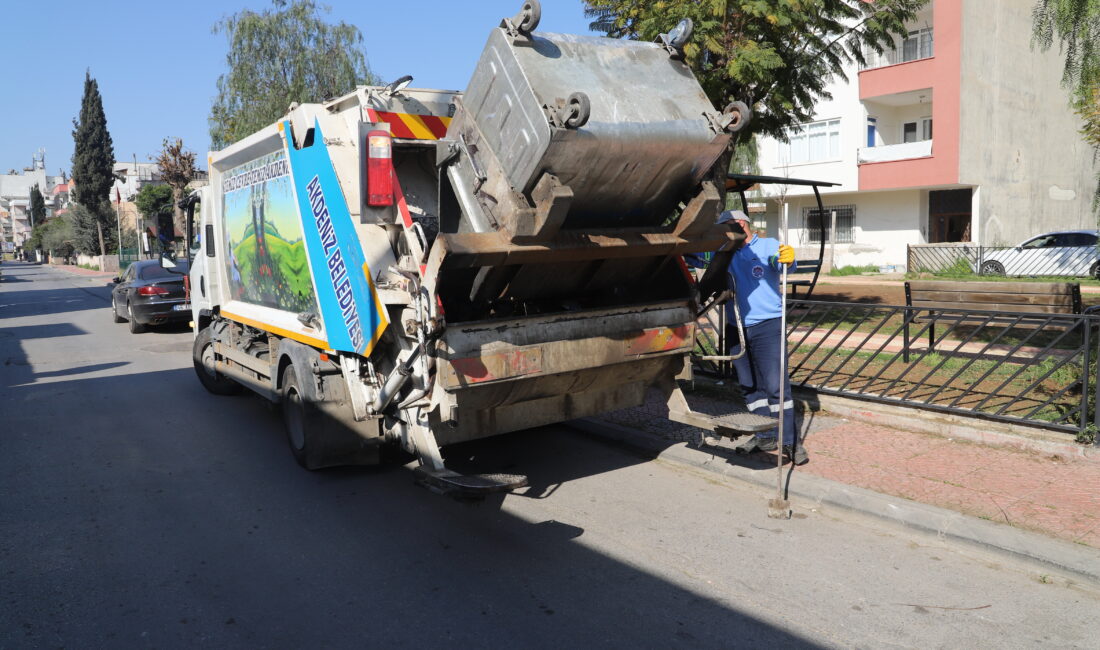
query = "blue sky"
xmin=0 ymin=0 xmax=597 ymax=175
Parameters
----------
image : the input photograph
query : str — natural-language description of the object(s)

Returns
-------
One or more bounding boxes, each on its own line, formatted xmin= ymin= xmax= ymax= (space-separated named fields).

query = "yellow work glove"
xmin=777 ymin=244 xmax=795 ymax=265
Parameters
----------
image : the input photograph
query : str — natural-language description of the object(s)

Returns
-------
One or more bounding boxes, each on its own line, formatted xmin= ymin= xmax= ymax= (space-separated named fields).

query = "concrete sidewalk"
xmin=582 ymin=383 xmax=1100 ymax=568
xmin=44 ymin=263 xmax=117 ymax=280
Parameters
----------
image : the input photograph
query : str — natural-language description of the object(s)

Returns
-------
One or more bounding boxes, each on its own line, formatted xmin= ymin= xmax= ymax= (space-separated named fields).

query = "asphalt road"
xmin=2 ymin=261 xmax=1098 ymax=648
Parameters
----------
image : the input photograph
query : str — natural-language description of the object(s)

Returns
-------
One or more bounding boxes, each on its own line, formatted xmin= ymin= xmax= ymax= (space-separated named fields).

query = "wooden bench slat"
xmin=907 ymin=280 xmax=1077 ymax=293
xmin=909 ymin=301 xmax=1078 ymax=314
xmin=910 ymin=292 xmax=1077 ymax=307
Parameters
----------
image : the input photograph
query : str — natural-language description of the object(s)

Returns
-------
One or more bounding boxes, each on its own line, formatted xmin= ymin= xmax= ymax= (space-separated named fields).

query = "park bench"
xmin=902 ymin=280 xmax=1087 ymax=359
xmin=788 ymin=258 xmax=822 ymax=297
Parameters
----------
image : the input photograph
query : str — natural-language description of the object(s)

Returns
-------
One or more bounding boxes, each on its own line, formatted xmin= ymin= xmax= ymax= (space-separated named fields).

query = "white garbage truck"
xmin=180 ymin=2 xmax=772 ymax=494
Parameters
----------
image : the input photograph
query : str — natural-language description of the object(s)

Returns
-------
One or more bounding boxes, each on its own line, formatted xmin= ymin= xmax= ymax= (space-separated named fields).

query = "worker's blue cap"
xmin=717 ymin=209 xmax=749 ymax=224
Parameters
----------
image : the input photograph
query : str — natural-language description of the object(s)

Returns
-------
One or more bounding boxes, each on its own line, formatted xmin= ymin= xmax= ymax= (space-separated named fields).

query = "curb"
xmin=569 ymin=417 xmax=1100 ymax=588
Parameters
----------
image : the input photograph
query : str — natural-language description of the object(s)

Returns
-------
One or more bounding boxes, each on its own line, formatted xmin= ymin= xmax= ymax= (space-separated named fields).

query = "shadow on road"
xmin=1 ymin=366 xmax=819 ymax=648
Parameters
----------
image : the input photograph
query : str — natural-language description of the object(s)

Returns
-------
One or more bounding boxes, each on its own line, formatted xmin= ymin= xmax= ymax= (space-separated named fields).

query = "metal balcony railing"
xmin=861 ymin=29 xmax=934 ymax=71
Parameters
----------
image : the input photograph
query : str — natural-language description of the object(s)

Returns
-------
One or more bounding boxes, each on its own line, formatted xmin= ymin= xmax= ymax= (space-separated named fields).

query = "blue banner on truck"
xmin=284 ymin=119 xmax=388 ymax=356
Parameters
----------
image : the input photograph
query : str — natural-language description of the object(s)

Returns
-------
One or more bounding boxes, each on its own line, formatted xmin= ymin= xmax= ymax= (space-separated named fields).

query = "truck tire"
xmin=281 ymin=364 xmax=322 ymax=469
xmin=192 ymin=327 xmax=243 ymax=396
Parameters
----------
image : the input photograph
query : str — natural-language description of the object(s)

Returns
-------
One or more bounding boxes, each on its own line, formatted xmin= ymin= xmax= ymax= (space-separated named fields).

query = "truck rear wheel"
xmin=193 ymin=327 xmax=243 ymax=396
xmin=281 ymin=364 xmax=322 ymax=469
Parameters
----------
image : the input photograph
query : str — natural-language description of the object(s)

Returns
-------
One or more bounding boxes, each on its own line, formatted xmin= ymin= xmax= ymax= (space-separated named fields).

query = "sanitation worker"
xmin=719 ymin=210 xmax=808 ymax=465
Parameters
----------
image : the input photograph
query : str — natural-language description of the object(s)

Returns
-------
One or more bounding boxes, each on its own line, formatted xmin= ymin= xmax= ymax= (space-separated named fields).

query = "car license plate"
xmin=172 ymin=304 xmax=191 ymax=311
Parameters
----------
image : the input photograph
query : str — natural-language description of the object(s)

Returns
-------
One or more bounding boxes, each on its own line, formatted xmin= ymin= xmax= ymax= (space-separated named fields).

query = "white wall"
xmin=959 ymin=1 xmax=1099 ymax=244
xmin=762 ymin=190 xmax=922 ymax=270
xmin=756 ymin=66 xmax=863 ymax=195
xmin=865 ymin=100 xmax=934 ymax=146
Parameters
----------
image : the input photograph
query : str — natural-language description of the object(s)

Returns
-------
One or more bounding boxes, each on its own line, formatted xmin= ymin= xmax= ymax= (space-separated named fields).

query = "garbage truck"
xmin=180 ymin=1 xmax=774 ymax=494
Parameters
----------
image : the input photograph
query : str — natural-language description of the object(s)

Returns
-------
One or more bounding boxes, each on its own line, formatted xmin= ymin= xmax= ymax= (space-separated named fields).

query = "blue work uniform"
xmin=726 ymin=234 xmax=797 ymax=444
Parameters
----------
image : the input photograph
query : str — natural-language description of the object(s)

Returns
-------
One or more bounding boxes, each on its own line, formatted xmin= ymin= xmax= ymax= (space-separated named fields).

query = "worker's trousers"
xmin=727 ymin=316 xmax=797 ymax=444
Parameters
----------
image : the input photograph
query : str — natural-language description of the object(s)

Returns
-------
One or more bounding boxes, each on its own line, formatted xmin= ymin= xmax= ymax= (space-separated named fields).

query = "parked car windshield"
xmin=1021 ymin=235 xmax=1056 ymax=249
xmin=139 ymin=261 xmax=189 ymax=280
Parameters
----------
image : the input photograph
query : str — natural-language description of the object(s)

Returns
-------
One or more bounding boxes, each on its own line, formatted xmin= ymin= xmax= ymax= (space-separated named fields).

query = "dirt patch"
xmin=802 ymin=281 xmax=906 ymax=306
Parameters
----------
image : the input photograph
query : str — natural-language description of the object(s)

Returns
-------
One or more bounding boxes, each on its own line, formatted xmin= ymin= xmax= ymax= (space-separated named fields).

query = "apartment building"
xmin=754 ymin=0 xmax=1097 ymax=270
xmin=0 ymin=151 xmax=65 ymax=247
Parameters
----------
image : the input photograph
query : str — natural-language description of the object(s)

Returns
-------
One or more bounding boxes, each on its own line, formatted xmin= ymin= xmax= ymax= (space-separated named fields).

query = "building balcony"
xmin=857 ymin=140 xmax=932 ymax=164
xmin=860 ymin=28 xmax=933 ymax=72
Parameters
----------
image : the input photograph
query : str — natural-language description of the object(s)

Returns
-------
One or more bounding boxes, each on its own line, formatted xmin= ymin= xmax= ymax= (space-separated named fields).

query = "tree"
xmin=1033 ymin=0 xmax=1100 ymax=203
xmin=134 ymin=183 xmax=174 ymax=222
xmin=25 ymin=222 xmax=45 ymax=252
xmin=29 ymin=212 xmax=76 ymax=261
xmin=69 ymin=203 xmax=112 ymax=255
xmin=583 ymin=0 xmax=927 ymax=142
xmin=209 ymin=0 xmax=380 ymax=148
xmin=156 ymin=138 xmax=196 ymax=239
xmin=71 ymin=70 xmax=117 ymax=256
xmin=28 ymin=184 xmax=46 ymax=229
xmin=134 ymin=183 xmax=175 ymax=252
xmin=1033 ymin=0 xmax=1100 ymax=103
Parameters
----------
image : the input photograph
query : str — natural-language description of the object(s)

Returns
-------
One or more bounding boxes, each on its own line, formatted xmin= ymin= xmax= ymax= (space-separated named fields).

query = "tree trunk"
xmin=97 ymin=220 xmax=106 ymax=257
xmin=172 ymin=187 xmax=185 ymax=243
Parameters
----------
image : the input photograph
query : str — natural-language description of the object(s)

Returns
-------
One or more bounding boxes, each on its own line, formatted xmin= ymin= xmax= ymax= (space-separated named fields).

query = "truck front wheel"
xmin=193 ymin=327 xmax=243 ymax=396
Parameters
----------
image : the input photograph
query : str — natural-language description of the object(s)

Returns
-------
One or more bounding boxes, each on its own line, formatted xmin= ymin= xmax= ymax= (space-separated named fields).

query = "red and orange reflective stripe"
xmin=375 ymin=111 xmax=451 ymax=140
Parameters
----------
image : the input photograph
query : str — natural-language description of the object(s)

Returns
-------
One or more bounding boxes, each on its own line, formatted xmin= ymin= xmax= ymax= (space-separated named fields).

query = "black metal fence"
xmin=694 ymin=299 xmax=1100 ymax=441
xmin=908 ymin=243 xmax=1100 ymax=279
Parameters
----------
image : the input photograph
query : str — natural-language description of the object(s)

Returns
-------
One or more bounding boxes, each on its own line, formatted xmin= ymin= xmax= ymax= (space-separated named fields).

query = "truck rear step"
xmin=668 ymin=409 xmax=777 ymax=438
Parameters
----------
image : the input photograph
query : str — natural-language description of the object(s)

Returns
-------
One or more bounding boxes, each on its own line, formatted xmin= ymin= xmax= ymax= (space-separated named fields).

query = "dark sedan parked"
xmin=111 ymin=259 xmax=190 ymax=333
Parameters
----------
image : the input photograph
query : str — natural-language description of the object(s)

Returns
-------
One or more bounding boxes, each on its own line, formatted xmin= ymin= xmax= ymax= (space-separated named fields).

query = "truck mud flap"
xmin=413 ymin=467 xmax=528 ymax=497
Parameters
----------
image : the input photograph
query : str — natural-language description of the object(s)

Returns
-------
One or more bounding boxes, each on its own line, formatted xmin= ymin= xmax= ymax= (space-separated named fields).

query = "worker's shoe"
xmin=783 ymin=444 xmax=809 ymax=466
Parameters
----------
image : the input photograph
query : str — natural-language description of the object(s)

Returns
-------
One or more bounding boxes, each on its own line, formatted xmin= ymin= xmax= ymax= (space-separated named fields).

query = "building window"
xmin=902 ymin=117 xmax=933 ymax=143
xmin=803 ymin=205 xmax=855 ymax=244
xmin=779 ymin=119 xmax=841 ymax=164
xmin=901 ymin=28 xmax=934 ymax=63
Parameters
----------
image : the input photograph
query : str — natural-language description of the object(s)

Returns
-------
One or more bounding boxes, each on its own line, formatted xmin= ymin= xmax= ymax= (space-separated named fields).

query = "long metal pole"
xmin=778 ymin=205 xmax=787 ymax=481
xmin=772 ymin=202 xmax=790 ymax=514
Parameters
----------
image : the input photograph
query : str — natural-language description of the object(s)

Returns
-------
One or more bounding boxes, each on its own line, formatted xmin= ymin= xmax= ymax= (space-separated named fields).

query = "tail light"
xmin=366 ymin=129 xmax=394 ymax=207
xmin=138 ymin=286 xmax=170 ymax=296
xmin=183 ymin=275 xmax=191 ymax=299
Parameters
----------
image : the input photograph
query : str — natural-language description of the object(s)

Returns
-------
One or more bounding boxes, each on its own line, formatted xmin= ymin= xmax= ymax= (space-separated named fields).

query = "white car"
xmin=978 ymin=230 xmax=1100 ymax=278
